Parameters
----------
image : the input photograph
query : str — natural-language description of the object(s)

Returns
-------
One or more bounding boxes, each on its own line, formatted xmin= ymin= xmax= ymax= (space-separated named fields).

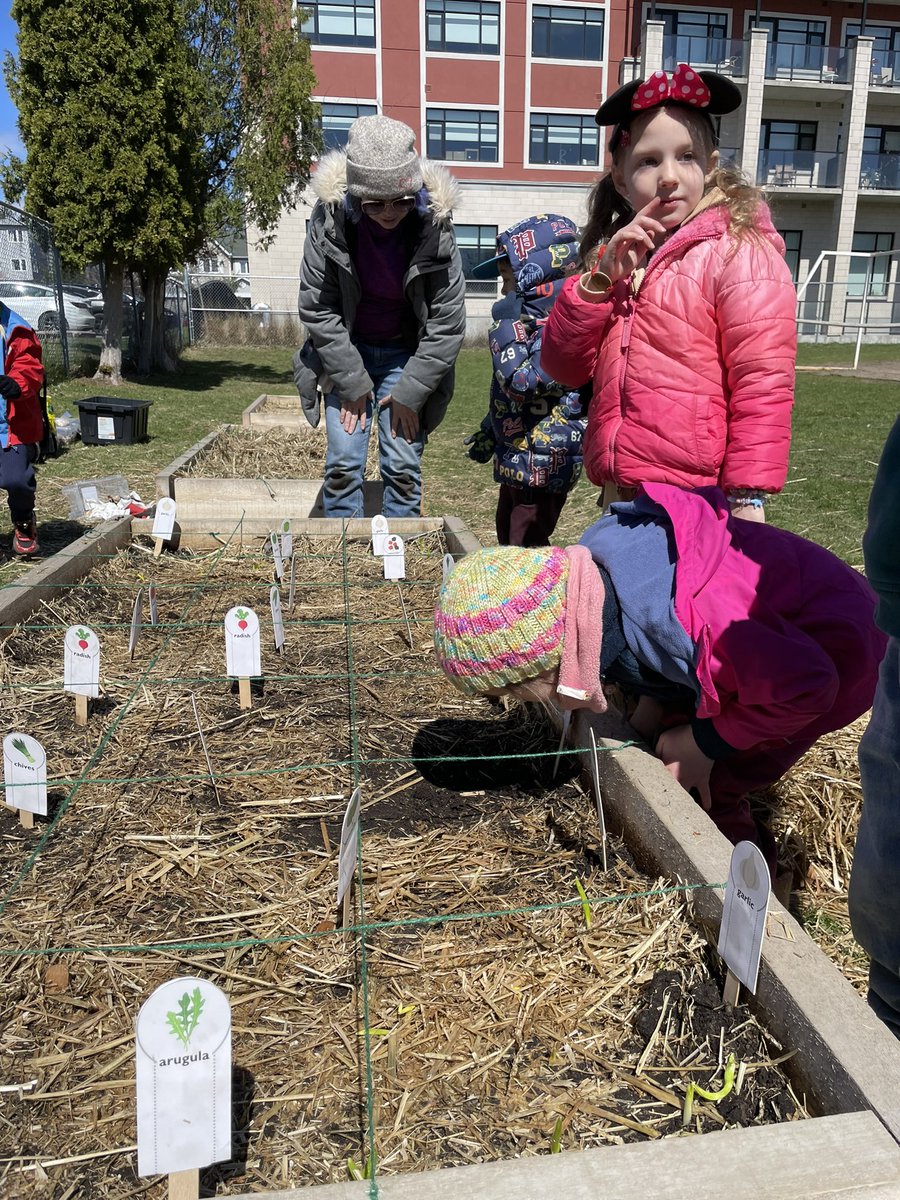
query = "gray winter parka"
xmin=294 ymin=151 xmax=466 ymax=433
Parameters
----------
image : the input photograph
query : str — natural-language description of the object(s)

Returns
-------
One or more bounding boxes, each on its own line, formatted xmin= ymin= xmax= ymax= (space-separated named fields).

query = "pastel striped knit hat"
xmin=434 ymin=547 xmax=568 ymax=696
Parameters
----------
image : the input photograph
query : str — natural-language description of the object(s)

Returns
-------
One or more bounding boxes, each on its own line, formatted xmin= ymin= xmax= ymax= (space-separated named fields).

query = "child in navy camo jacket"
xmin=466 ymin=214 xmax=589 ymax=547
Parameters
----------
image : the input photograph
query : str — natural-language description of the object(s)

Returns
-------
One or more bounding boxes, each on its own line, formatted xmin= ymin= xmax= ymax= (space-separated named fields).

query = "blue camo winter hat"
xmin=471 ymin=214 xmax=579 ymax=284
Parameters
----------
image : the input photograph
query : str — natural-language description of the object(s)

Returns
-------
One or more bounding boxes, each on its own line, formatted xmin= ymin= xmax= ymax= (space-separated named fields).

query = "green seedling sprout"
xmin=574 ymin=877 xmax=592 ymax=930
xmin=347 ymin=1157 xmax=372 ymax=1180
xmin=550 ymin=1116 xmax=563 ymax=1154
xmin=682 ymin=1052 xmax=737 ymax=1126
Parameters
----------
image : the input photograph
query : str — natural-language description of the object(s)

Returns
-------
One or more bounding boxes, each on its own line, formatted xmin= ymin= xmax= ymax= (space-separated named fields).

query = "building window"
xmin=861 ymin=125 xmax=900 ymax=189
xmin=849 ymin=232 xmax=894 ymax=298
xmin=457 ymin=223 xmax=498 ymax=294
xmin=532 ymin=6 xmax=604 ymax=61
xmin=529 ymin=113 xmax=599 ymax=166
xmin=426 ymin=108 xmax=498 ymax=162
xmin=425 ymin=0 xmax=500 ymax=55
xmin=299 ymin=0 xmax=375 ymax=48
xmin=658 ymin=8 xmax=727 ymax=68
xmin=11 ymin=258 xmax=26 ymax=272
xmin=779 ymin=230 xmax=802 ymax=281
xmin=759 ymin=16 xmax=827 ymax=75
xmin=760 ymin=120 xmax=817 ymax=152
xmin=7 ymin=228 xmax=24 ymax=243
xmin=320 ymin=102 xmax=378 ymax=151
xmin=758 ymin=16 xmax=826 ymax=46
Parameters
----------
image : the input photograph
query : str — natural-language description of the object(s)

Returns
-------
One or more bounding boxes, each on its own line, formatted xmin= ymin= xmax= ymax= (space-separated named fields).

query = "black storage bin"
xmin=76 ymin=397 xmax=152 ymax=446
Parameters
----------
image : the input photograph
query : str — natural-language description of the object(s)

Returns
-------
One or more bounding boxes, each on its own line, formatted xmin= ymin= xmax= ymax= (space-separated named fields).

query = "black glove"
xmin=0 ymin=375 xmax=21 ymax=400
xmin=464 ymin=427 xmax=495 ymax=464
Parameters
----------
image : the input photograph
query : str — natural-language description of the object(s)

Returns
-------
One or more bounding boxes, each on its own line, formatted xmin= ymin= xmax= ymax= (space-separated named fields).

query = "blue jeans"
xmin=323 ymin=342 xmax=425 ymax=518
xmin=849 ymin=636 xmax=900 ymax=1039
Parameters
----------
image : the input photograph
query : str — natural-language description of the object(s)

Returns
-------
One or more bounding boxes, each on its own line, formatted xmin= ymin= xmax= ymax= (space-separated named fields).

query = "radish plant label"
xmin=718 ymin=840 xmax=771 ymax=994
xmin=136 ymin=976 xmax=231 ymax=1176
xmin=64 ymin=625 xmax=100 ymax=697
xmin=152 ymin=497 xmax=177 ymax=543
xmin=383 ymin=535 xmax=406 ymax=581
xmin=337 ymin=786 xmax=362 ymax=906
xmin=442 ymin=553 xmax=454 ymax=583
xmin=129 ymin=589 xmax=143 ymax=660
xmin=270 ymin=531 xmax=285 ymax=581
xmin=148 ymin=584 xmax=159 ymax=626
xmin=224 ymin=606 xmax=261 ymax=678
xmin=280 ymin=518 xmax=293 ymax=562
xmin=270 ymin=585 xmax=285 ymax=652
xmin=3 ymin=733 xmax=48 ymax=817
xmin=371 ymin=514 xmax=389 ymax=556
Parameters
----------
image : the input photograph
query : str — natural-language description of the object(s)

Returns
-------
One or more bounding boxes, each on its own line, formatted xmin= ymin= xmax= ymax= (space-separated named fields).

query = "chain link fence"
xmin=183 ymin=271 xmax=302 ymax=348
xmin=0 ymin=198 xmax=72 ymax=379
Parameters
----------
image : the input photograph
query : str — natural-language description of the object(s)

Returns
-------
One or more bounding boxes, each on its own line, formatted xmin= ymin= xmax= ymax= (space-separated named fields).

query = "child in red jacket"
xmin=434 ymin=485 xmax=885 ymax=878
xmin=541 ymin=64 xmax=796 ymax=523
xmin=1 ymin=303 xmax=44 ymax=557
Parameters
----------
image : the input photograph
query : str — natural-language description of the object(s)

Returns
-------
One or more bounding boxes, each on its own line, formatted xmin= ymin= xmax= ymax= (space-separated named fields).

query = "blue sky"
xmin=0 ymin=7 xmax=23 ymax=160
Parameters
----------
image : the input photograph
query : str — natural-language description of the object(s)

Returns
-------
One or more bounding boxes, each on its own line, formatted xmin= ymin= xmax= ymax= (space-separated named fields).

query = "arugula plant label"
xmin=224 ymin=606 xmax=261 ymax=678
xmin=152 ymin=497 xmax=177 ymax=542
xmin=280 ymin=518 xmax=293 ymax=562
xmin=136 ymin=976 xmax=231 ymax=1176
xmin=270 ymin=530 xmax=285 ymax=581
xmin=3 ymin=733 xmax=48 ymax=817
xmin=270 ymin=585 xmax=285 ymax=651
xmin=442 ymin=553 xmax=455 ymax=583
xmin=64 ymin=625 xmax=100 ymax=697
xmin=337 ymin=786 xmax=362 ymax=906
xmin=129 ymin=589 xmax=143 ymax=660
xmin=383 ymin=534 xmax=406 ymax=581
xmin=718 ymin=840 xmax=771 ymax=994
xmin=371 ymin=514 xmax=389 ymax=556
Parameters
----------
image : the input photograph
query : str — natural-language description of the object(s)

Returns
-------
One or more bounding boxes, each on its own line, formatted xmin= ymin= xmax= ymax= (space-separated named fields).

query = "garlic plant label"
xmin=269 ymin=585 xmax=285 ymax=651
xmin=718 ymin=840 xmax=771 ymax=994
xmin=152 ymin=497 xmax=177 ymax=542
xmin=224 ymin=607 xmax=261 ymax=678
xmin=280 ymin=518 xmax=293 ymax=563
xmin=148 ymin=584 xmax=159 ymax=626
xmin=270 ymin=530 xmax=285 ymax=581
xmin=64 ymin=625 xmax=100 ymax=697
xmin=129 ymin=589 xmax=143 ymax=660
xmin=3 ymin=733 xmax=48 ymax=817
xmin=442 ymin=553 xmax=454 ymax=583
xmin=136 ymin=976 xmax=231 ymax=1176
xmin=383 ymin=534 xmax=406 ymax=581
xmin=337 ymin=786 xmax=362 ymax=906
xmin=371 ymin=514 xmax=389 ymax=556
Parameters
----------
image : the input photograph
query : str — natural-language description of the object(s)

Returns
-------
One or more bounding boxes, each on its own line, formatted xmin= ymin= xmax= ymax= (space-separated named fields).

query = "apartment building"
xmin=248 ymin=0 xmax=900 ymax=337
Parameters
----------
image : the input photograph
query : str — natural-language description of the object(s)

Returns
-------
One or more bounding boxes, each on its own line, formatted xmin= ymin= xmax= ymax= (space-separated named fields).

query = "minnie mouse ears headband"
xmin=595 ymin=63 xmax=742 ymax=131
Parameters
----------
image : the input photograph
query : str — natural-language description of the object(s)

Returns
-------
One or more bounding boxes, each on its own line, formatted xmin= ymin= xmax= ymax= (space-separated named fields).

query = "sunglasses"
xmin=361 ymin=195 xmax=417 ymax=215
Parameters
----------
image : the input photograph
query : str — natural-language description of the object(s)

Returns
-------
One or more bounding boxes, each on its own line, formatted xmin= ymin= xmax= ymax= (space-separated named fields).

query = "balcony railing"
xmin=764 ymin=42 xmax=849 ymax=83
xmin=662 ymin=36 xmax=744 ymax=76
xmin=860 ymin=153 xmax=900 ymax=190
xmin=870 ymin=50 xmax=900 ymax=87
xmin=757 ymin=149 xmax=842 ymax=188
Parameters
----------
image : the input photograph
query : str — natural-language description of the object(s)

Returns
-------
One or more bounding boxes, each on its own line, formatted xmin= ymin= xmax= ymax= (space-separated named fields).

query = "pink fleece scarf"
xmin=557 ymin=545 xmax=607 ymax=713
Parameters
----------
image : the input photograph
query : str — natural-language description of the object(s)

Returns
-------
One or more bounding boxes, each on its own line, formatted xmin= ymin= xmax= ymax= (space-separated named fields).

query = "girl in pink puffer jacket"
xmin=541 ymin=64 xmax=797 ymax=522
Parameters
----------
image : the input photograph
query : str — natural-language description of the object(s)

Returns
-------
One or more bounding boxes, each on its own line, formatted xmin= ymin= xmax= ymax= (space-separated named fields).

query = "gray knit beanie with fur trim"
xmin=345 ymin=115 xmax=424 ymax=200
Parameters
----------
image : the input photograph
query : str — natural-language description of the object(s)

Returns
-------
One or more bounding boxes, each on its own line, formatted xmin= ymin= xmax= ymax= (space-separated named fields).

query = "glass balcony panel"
xmin=662 ymin=36 xmax=744 ymax=75
xmin=859 ymin=153 xmax=900 ymax=190
xmin=870 ymin=50 xmax=900 ymax=87
xmin=757 ymin=149 xmax=842 ymax=188
xmin=764 ymin=42 xmax=848 ymax=83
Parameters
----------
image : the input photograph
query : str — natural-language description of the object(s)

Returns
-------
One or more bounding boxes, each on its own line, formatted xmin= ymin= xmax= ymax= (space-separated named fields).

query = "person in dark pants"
xmin=849 ymin=416 xmax=900 ymax=1039
xmin=466 ymin=214 xmax=588 ymax=547
xmin=0 ymin=303 xmax=44 ymax=557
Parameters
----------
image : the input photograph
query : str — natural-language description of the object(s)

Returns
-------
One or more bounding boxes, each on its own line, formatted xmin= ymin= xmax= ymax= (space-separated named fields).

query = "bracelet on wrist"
xmin=727 ymin=490 xmax=767 ymax=509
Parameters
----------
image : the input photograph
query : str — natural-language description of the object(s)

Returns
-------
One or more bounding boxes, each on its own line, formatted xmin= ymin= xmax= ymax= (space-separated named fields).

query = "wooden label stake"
xmin=723 ymin=969 xmax=741 ymax=1010
xmin=75 ymin=693 xmax=89 ymax=725
xmin=238 ymin=678 xmax=251 ymax=709
xmin=168 ymin=1168 xmax=199 ymax=1200
xmin=153 ymin=536 xmax=165 ymax=558
xmin=19 ymin=808 xmax=34 ymax=829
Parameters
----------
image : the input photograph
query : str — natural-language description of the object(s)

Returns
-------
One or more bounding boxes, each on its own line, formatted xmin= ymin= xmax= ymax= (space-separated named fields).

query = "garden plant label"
xmin=152 ymin=497 xmax=177 ymax=543
xmin=718 ymin=840 xmax=771 ymax=994
xmin=148 ymin=584 xmax=159 ymax=626
xmin=64 ymin=625 xmax=100 ymax=697
xmin=442 ymin=553 xmax=454 ymax=583
xmin=224 ymin=607 xmax=261 ymax=679
xmin=129 ymin=589 xmax=143 ymax=660
xmin=371 ymin=514 xmax=389 ymax=556
xmin=280 ymin=518 xmax=293 ymax=562
xmin=135 ymin=976 xmax=231 ymax=1176
xmin=589 ymin=728 xmax=608 ymax=873
xmin=270 ymin=530 xmax=285 ymax=581
xmin=270 ymin=585 xmax=285 ymax=652
xmin=383 ymin=534 xmax=406 ymax=581
xmin=337 ymin=786 xmax=362 ymax=908
xmin=3 ymin=733 xmax=48 ymax=818
xmin=288 ymin=552 xmax=297 ymax=612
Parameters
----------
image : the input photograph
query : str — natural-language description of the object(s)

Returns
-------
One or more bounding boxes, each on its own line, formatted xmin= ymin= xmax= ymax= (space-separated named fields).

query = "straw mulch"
xmin=0 ymin=534 xmax=805 ymax=1197
xmin=184 ymin=424 xmax=380 ymax=483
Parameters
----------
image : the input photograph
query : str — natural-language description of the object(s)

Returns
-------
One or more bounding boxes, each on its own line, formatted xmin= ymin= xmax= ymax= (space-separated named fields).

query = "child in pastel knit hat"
xmin=434 ymin=484 xmax=885 ymax=877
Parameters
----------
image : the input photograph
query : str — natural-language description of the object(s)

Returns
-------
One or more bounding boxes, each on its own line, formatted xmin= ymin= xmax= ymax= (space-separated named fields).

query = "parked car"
xmin=62 ymin=284 xmax=104 ymax=330
xmin=0 ymin=280 xmax=96 ymax=333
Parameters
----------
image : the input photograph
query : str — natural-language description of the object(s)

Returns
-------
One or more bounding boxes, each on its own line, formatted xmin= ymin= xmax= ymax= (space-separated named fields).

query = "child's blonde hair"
xmin=579 ymin=106 xmax=763 ymax=265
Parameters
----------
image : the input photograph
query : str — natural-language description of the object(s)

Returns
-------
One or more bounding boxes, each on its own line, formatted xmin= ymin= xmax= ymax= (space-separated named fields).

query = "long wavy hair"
xmin=579 ymin=106 xmax=763 ymax=266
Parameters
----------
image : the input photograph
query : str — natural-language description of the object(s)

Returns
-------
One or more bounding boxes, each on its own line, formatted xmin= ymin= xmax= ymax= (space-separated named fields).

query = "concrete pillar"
xmin=740 ymin=28 xmax=769 ymax=180
xmin=640 ymin=21 xmax=664 ymax=76
xmin=827 ymin=36 xmax=873 ymax=336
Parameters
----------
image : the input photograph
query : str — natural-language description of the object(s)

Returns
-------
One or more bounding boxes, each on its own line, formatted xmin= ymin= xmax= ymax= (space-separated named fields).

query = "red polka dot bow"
xmin=632 ymin=63 xmax=711 ymax=111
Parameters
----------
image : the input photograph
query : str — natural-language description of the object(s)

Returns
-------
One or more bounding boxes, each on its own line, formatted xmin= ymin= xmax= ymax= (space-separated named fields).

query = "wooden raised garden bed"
xmin=241 ymin=394 xmax=309 ymax=431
